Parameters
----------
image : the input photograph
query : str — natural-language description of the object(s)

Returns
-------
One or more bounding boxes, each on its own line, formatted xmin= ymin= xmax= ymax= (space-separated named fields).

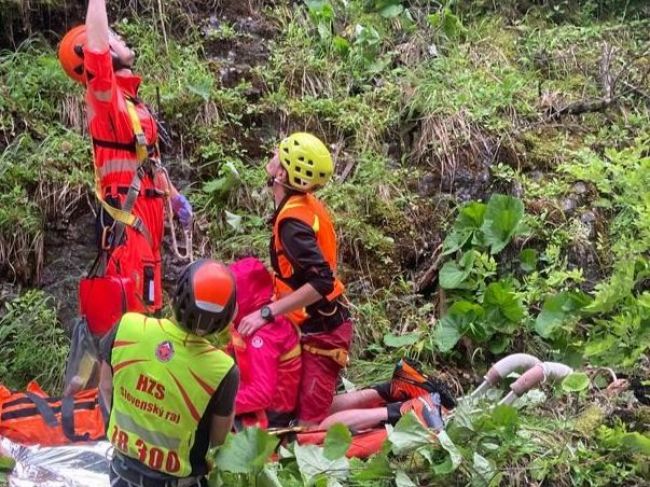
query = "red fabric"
xmin=228 ymin=258 xmax=301 ymax=416
xmin=297 ymin=428 xmax=387 ymax=459
xmin=84 ymin=48 xmax=164 ymax=312
xmin=297 ymin=320 xmax=354 ymax=424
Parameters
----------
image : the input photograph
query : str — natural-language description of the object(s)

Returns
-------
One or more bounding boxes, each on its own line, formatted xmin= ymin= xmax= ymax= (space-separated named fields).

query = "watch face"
xmin=261 ymin=307 xmax=272 ymax=319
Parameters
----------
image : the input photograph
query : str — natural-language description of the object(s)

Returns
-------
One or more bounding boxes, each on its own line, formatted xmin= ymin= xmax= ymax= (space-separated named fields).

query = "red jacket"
xmin=227 ymin=258 xmax=301 ymax=419
xmin=84 ymin=48 xmax=165 ymax=312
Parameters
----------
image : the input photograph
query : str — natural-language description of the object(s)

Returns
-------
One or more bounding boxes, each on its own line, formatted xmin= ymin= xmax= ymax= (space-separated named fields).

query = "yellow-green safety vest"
xmin=107 ymin=312 xmax=234 ymax=477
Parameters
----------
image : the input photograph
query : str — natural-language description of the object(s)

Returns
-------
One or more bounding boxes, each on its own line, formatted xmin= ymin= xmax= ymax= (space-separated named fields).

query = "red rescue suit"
xmin=84 ymin=48 xmax=165 ymax=313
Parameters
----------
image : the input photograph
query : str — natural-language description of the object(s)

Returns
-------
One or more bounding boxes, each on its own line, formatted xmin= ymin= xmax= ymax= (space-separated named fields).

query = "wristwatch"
xmin=260 ymin=306 xmax=274 ymax=322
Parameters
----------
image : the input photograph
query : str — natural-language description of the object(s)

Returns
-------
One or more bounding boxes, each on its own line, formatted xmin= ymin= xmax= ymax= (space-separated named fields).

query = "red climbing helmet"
xmin=58 ymin=25 xmax=88 ymax=84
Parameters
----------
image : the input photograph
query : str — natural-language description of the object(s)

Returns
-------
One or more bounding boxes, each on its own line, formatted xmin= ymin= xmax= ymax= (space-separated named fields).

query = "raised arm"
xmin=85 ymin=0 xmax=110 ymax=53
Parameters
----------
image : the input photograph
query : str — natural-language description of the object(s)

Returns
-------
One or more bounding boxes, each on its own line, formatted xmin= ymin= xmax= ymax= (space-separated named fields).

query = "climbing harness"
xmin=301 ymin=344 xmax=349 ymax=368
xmin=92 ymin=97 xmax=193 ymax=269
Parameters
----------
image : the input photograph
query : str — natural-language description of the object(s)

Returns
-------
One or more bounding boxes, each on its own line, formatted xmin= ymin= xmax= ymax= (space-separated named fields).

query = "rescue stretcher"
xmin=0 ymin=353 xmax=572 ymax=486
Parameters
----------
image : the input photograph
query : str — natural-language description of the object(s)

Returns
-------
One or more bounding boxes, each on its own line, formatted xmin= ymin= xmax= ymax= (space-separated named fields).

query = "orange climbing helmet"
xmin=58 ymin=25 xmax=88 ymax=84
xmin=173 ymin=259 xmax=238 ymax=336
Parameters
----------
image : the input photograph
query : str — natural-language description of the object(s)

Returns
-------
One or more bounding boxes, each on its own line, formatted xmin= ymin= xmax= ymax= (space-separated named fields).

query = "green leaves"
xmin=434 ymin=301 xmax=484 ymax=352
xmin=427 ymin=7 xmax=467 ymax=40
xmin=323 ymin=423 xmax=352 ymax=460
xmin=480 ymin=195 xmax=525 ymax=254
xmin=294 ymin=444 xmax=349 ymax=485
xmin=439 ymin=250 xmax=476 ymax=289
xmin=0 ymin=455 xmax=15 ymax=472
xmin=561 ymin=372 xmax=590 ymax=392
xmin=443 ymin=195 xmax=523 ymax=256
xmin=434 ymin=280 xmax=523 ymax=353
xmin=534 ymin=291 xmax=592 ymax=338
xmin=490 ymin=405 xmax=520 ymax=433
xmin=383 ymin=332 xmax=421 ymax=348
xmin=519 ymin=248 xmax=538 ymax=272
xmin=371 ymin=0 xmax=404 ymax=18
xmin=202 ymin=161 xmax=241 ymax=201
xmin=435 ymin=431 xmax=463 ymax=474
xmin=349 ymin=452 xmax=391 ymax=482
xmin=214 ymin=428 xmax=279 ymax=474
xmin=483 ymin=281 xmax=524 ymax=327
xmin=443 ymin=202 xmax=486 ymax=255
xmin=388 ymin=412 xmax=434 ymax=454
xmin=305 ymin=0 xmax=335 ymax=42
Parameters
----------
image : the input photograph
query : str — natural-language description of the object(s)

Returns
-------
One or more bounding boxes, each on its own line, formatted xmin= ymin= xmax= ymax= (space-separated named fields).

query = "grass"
xmin=0 ymin=290 xmax=69 ymax=393
xmin=0 ymin=0 xmax=648 ymax=484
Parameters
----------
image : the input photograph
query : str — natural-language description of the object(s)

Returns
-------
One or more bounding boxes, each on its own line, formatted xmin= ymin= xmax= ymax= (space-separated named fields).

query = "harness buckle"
xmin=100 ymin=225 xmax=112 ymax=250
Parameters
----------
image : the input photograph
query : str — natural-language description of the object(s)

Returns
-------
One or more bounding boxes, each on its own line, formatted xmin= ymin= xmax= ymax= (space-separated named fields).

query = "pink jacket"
xmin=228 ymin=257 xmax=301 ymax=417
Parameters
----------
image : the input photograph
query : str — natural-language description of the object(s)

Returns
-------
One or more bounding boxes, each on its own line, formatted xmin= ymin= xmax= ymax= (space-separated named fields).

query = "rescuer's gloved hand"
xmin=172 ymin=193 xmax=193 ymax=230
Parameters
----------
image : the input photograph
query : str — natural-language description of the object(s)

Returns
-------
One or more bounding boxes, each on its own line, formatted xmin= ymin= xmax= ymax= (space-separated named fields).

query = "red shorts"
xmin=297 ymin=320 xmax=354 ymax=424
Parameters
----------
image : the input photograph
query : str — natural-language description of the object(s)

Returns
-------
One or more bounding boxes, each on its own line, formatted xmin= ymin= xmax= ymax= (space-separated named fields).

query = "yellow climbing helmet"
xmin=278 ymin=132 xmax=334 ymax=191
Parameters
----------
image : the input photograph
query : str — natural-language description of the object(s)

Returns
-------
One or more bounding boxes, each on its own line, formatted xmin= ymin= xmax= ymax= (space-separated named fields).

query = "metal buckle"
xmin=101 ymin=225 xmax=112 ymax=250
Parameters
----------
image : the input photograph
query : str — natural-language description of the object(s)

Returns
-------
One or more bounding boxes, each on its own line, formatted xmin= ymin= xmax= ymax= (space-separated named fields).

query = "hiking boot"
xmin=399 ymin=392 xmax=445 ymax=431
xmin=389 ymin=358 xmax=457 ymax=409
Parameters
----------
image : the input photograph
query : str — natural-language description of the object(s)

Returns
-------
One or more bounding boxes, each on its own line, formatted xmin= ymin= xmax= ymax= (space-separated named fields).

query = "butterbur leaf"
xmin=380 ymin=4 xmax=403 ymax=18
xmin=225 ymin=210 xmax=242 ymax=232
xmin=534 ymin=291 xmax=592 ymax=338
xmin=294 ymin=444 xmax=349 ymax=484
xmin=383 ymin=332 xmax=420 ymax=348
xmin=258 ymin=465 xmax=283 ymax=487
xmin=472 ymin=452 xmax=496 ymax=485
xmin=213 ymin=428 xmax=279 ymax=474
xmin=388 ymin=412 xmax=433 ymax=454
xmin=442 ymin=202 xmax=486 ymax=255
xmin=561 ymin=372 xmax=590 ymax=392
xmin=439 ymin=250 xmax=475 ymax=289
xmin=519 ymin=248 xmax=538 ymax=272
xmin=488 ymin=335 xmax=510 ymax=354
xmin=434 ymin=301 xmax=485 ymax=352
xmin=480 ymin=194 xmax=524 ymax=254
xmin=395 ymin=470 xmax=417 ymax=487
xmin=433 ymin=316 xmax=463 ymax=352
xmin=350 ymin=452 xmax=391 ymax=481
xmin=491 ymin=405 xmax=519 ymax=432
xmin=483 ymin=281 xmax=524 ymax=327
xmin=323 ymin=423 xmax=352 ymax=460
xmin=437 ymin=431 xmax=463 ymax=471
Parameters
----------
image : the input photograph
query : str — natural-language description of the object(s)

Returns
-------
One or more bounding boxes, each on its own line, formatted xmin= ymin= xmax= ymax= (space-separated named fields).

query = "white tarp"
xmin=1 ymin=437 xmax=111 ymax=487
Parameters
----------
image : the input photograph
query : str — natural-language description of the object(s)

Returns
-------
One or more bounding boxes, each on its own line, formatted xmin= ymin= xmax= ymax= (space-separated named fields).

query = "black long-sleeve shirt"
xmin=270 ymin=194 xmax=350 ymax=331
xmin=277 ymin=218 xmax=335 ymax=297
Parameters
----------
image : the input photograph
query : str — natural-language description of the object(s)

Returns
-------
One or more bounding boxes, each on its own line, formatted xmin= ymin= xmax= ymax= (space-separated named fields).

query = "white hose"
xmin=471 ymin=353 xmax=542 ymax=398
xmin=500 ymin=361 xmax=573 ymax=405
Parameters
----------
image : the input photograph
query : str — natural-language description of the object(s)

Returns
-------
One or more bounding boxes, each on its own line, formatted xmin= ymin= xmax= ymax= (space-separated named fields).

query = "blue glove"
xmin=171 ymin=193 xmax=193 ymax=230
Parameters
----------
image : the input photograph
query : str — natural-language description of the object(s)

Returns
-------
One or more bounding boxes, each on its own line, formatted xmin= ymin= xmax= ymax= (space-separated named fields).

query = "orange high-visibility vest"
xmin=271 ymin=193 xmax=345 ymax=326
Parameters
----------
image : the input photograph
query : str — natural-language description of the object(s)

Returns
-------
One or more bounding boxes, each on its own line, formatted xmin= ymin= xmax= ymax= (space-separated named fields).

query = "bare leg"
xmin=319 ymin=407 xmax=388 ymax=431
xmin=329 ymin=389 xmax=385 ymax=414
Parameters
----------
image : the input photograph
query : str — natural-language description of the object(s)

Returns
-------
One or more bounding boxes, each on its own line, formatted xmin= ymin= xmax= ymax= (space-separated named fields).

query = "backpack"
xmin=0 ymin=381 xmax=106 ymax=446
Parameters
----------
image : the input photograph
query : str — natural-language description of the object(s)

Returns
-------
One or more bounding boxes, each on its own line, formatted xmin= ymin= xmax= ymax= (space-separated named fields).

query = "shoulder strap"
xmin=93 ymin=98 xmax=154 ymax=272
xmin=61 ymin=396 xmax=91 ymax=442
xmin=24 ymin=392 xmax=59 ymax=427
